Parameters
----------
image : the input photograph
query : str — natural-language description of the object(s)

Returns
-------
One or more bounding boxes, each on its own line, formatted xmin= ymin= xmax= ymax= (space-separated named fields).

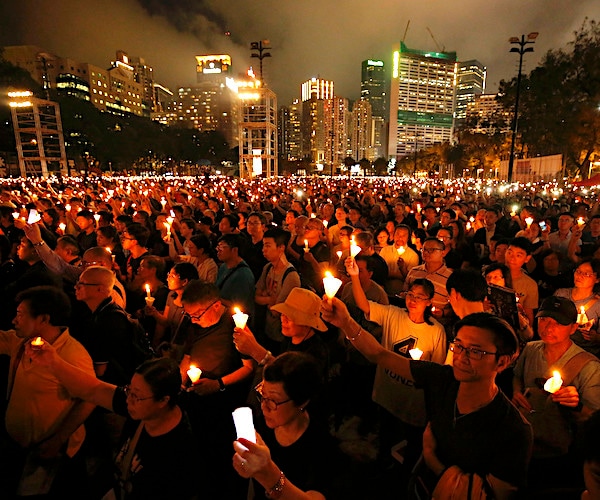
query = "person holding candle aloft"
xmin=294 ymin=218 xmax=330 ymax=295
xmin=321 ymin=298 xmax=532 ymax=498
xmin=553 ymin=259 xmax=600 ymax=357
xmin=380 ymin=224 xmax=419 ymax=295
xmin=513 ymin=296 xmax=600 ymax=493
xmin=344 ymin=255 xmax=445 ymax=475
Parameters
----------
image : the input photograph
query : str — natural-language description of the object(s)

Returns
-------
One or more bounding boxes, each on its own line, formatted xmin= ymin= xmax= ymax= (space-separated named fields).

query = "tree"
xmin=499 ymin=19 xmax=600 ymax=177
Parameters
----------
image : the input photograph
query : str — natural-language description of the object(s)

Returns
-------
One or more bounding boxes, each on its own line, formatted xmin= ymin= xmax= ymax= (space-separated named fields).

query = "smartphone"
xmin=27 ymin=209 xmax=39 ymax=224
xmin=539 ymin=221 xmax=546 ymax=230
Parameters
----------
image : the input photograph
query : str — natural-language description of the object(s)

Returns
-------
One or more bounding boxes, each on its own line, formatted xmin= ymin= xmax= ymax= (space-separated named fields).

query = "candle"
xmin=65 ymin=204 xmax=71 ymax=212
xmin=423 ymin=221 xmax=429 ymax=229
xmin=144 ymin=283 xmax=151 ymax=298
xmin=431 ymin=306 xmax=437 ymax=313
xmin=466 ymin=221 xmax=472 ymax=231
xmin=323 ymin=220 xmax=328 ymax=229
xmin=577 ymin=306 xmax=589 ymax=325
xmin=304 ymin=239 xmax=309 ymax=252
xmin=543 ymin=370 xmax=563 ymax=394
xmin=187 ymin=364 xmax=202 ymax=384
xmin=94 ymin=214 xmax=101 ymax=222
xmin=163 ymin=222 xmax=172 ymax=238
xmin=30 ymin=336 xmax=44 ymax=349
xmin=525 ymin=217 xmax=533 ymax=229
xmin=409 ymin=347 xmax=423 ymax=360
xmin=58 ymin=222 xmax=66 ymax=233
xmin=397 ymin=246 xmax=405 ymax=256
xmin=232 ymin=407 xmax=256 ymax=444
xmin=417 ymin=203 xmax=421 ymax=213
xmin=232 ymin=307 xmax=249 ymax=329
xmin=12 ymin=212 xmax=19 ymax=219
xmin=323 ymin=271 xmax=343 ymax=301
xmin=577 ymin=217 xmax=586 ymax=227
xmin=350 ymin=237 xmax=362 ymax=258
xmin=160 ymin=198 xmax=167 ymax=209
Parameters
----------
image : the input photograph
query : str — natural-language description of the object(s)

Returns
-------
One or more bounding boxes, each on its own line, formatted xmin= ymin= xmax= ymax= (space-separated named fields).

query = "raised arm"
xmin=26 ymin=342 xmax=117 ymax=411
xmin=320 ymin=296 xmax=413 ymax=382
xmin=345 ymin=257 xmax=370 ymax=316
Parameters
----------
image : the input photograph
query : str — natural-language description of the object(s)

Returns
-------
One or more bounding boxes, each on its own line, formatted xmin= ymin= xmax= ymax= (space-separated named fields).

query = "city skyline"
xmin=1 ymin=0 xmax=599 ymax=105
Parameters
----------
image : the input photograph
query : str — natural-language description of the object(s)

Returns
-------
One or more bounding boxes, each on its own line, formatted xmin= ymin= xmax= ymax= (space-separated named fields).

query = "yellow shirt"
xmin=0 ymin=328 xmax=94 ymax=456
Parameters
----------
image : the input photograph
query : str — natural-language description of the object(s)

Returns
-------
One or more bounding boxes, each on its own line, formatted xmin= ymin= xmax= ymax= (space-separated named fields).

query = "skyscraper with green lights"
xmin=387 ymin=42 xmax=457 ymax=163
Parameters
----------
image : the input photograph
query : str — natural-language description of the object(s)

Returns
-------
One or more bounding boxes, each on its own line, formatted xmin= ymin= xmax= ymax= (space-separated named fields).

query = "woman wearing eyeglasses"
xmin=24 ymin=347 xmax=199 ymax=500
xmin=232 ymin=351 xmax=340 ymax=500
xmin=554 ymin=259 xmax=600 ymax=357
xmin=344 ymin=256 xmax=446 ymax=475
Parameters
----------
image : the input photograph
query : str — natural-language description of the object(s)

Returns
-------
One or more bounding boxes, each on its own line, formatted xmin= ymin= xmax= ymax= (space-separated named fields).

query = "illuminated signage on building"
xmin=195 ymin=55 xmax=232 ymax=74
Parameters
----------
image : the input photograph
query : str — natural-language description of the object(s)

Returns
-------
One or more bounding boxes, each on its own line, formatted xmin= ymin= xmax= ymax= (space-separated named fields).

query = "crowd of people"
xmin=0 ymin=173 xmax=599 ymax=499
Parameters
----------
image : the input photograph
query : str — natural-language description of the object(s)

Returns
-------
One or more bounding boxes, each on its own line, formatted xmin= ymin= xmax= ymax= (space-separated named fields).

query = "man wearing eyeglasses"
xmin=321 ymin=299 xmax=532 ymax=498
xmin=512 ymin=296 xmax=600 ymax=492
xmin=405 ymin=237 xmax=453 ymax=314
xmin=179 ymin=280 xmax=255 ymax=499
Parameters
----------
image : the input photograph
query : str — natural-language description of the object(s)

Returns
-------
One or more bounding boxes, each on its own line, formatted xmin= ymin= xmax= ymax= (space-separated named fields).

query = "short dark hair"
xmin=57 ymin=235 xmax=80 ymax=255
xmin=97 ymin=225 xmax=119 ymax=242
xmin=76 ymin=209 xmax=95 ymax=222
xmin=248 ymin=212 xmax=267 ymax=225
xmin=509 ymin=236 xmax=532 ymax=255
xmin=172 ymin=262 xmax=200 ymax=282
xmin=264 ymin=228 xmax=291 ymax=247
xmin=263 ymin=352 xmax=322 ymax=407
xmin=219 ymin=233 xmax=242 ymax=250
xmin=140 ymin=255 xmax=165 ymax=276
xmin=454 ymin=312 xmax=519 ymax=358
xmin=136 ymin=358 xmax=182 ymax=408
xmin=16 ymin=286 xmax=71 ymax=326
xmin=355 ymin=231 xmax=374 ymax=248
xmin=483 ymin=263 xmax=513 ymax=288
xmin=446 ymin=270 xmax=488 ymax=302
xmin=409 ymin=278 xmax=435 ymax=299
xmin=124 ymin=222 xmax=150 ymax=247
xmin=189 ymin=234 xmax=212 ymax=254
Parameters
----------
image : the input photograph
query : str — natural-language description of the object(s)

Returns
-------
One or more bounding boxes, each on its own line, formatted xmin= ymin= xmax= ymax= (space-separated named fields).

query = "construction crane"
xmin=426 ymin=27 xmax=445 ymax=52
xmin=402 ymin=20 xmax=410 ymax=43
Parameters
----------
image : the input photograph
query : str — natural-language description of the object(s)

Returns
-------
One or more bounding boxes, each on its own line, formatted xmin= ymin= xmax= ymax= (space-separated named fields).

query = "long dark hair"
xmin=409 ymin=278 xmax=435 ymax=326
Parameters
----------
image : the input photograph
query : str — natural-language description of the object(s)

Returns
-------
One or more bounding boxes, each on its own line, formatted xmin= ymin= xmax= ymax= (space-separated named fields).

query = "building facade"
xmin=361 ymin=59 xmax=387 ymax=158
xmin=350 ymin=99 xmax=374 ymax=162
xmin=388 ymin=42 xmax=457 ymax=162
xmin=455 ymin=59 xmax=486 ymax=124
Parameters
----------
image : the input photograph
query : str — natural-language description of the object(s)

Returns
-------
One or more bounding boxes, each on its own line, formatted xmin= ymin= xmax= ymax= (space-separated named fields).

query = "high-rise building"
xmin=361 ymin=59 xmax=387 ymax=158
xmin=388 ymin=42 xmax=457 ymax=162
xmin=278 ymin=99 xmax=302 ymax=161
xmin=130 ymin=55 xmax=156 ymax=115
xmin=2 ymin=45 xmax=146 ymax=116
xmin=350 ymin=99 xmax=373 ymax=161
xmin=301 ymin=78 xmax=334 ymax=169
xmin=455 ymin=60 xmax=486 ymax=124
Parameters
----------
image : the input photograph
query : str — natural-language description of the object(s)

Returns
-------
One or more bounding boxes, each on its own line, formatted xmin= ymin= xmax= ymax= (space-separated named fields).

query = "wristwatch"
xmin=217 ymin=377 xmax=226 ymax=391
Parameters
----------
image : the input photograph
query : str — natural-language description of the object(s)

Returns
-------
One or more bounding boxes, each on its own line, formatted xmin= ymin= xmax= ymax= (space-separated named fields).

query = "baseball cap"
xmin=536 ymin=296 xmax=577 ymax=325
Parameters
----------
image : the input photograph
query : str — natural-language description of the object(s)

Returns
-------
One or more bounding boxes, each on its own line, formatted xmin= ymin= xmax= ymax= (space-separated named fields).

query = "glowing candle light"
xmin=30 ymin=336 xmax=44 ymax=349
xmin=423 ymin=221 xmax=429 ymax=229
xmin=525 ymin=217 xmax=533 ymax=229
xmin=232 ymin=407 xmax=256 ymax=444
xmin=577 ymin=306 xmax=589 ymax=325
xmin=336 ymin=250 xmax=343 ymax=262
xmin=466 ymin=221 xmax=472 ymax=231
xmin=187 ymin=365 xmax=202 ymax=384
xmin=160 ymin=198 xmax=167 ymax=209
xmin=409 ymin=347 xmax=423 ymax=360
xmin=350 ymin=237 xmax=361 ymax=258
xmin=58 ymin=222 xmax=66 ymax=233
xmin=323 ymin=271 xmax=343 ymax=301
xmin=232 ymin=307 xmax=249 ymax=329
xmin=144 ymin=283 xmax=151 ymax=298
xmin=12 ymin=212 xmax=19 ymax=219
xmin=304 ymin=239 xmax=309 ymax=252
xmin=431 ymin=306 xmax=437 ymax=313
xmin=94 ymin=214 xmax=101 ymax=222
xmin=397 ymin=246 xmax=405 ymax=256
xmin=543 ymin=371 xmax=563 ymax=394
xmin=323 ymin=220 xmax=328 ymax=228
xmin=65 ymin=204 xmax=71 ymax=212
xmin=577 ymin=217 xmax=586 ymax=227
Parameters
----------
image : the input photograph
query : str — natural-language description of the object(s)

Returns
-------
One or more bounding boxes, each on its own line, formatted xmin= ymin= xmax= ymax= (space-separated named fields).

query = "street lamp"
xmin=507 ymin=32 xmax=538 ymax=183
xmin=250 ymin=40 xmax=271 ymax=83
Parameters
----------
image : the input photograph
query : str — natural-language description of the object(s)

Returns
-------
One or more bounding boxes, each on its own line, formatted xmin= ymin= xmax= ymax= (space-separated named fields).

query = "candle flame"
xmin=31 ymin=336 xmax=44 ymax=346
xmin=233 ymin=307 xmax=241 ymax=314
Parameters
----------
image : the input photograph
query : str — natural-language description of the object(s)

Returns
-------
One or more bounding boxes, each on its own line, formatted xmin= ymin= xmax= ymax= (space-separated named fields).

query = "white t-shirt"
xmin=368 ymin=301 xmax=447 ymax=426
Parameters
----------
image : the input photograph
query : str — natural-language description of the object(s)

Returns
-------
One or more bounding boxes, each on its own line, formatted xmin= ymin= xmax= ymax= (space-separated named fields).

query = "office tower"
xmin=455 ymin=60 xmax=486 ymax=124
xmin=350 ymin=99 xmax=373 ymax=161
xmin=278 ymin=99 xmax=302 ymax=161
xmin=130 ymin=56 xmax=156 ymax=115
xmin=300 ymin=77 xmax=334 ymax=169
xmin=388 ymin=42 xmax=457 ymax=163
xmin=361 ymin=59 xmax=387 ymax=158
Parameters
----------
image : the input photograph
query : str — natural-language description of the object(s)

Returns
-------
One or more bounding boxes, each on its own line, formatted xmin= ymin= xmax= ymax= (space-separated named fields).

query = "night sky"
xmin=1 ymin=0 xmax=599 ymax=105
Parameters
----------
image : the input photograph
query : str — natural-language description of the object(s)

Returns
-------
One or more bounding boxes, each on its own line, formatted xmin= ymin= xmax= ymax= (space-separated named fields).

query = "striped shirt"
xmin=405 ymin=264 xmax=453 ymax=308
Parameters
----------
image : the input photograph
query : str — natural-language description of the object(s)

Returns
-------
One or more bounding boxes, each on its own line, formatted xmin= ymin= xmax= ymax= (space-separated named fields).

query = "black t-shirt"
xmin=411 ymin=361 xmax=532 ymax=488
xmin=297 ymin=241 xmax=330 ymax=293
xmin=112 ymin=389 xmax=199 ymax=500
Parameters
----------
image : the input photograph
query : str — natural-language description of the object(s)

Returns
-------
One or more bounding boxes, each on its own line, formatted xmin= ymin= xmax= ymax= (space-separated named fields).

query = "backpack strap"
xmin=556 ymin=351 xmax=598 ymax=387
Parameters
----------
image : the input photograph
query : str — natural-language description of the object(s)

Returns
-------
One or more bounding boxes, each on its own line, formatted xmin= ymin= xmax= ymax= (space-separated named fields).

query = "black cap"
xmin=536 ymin=296 xmax=577 ymax=326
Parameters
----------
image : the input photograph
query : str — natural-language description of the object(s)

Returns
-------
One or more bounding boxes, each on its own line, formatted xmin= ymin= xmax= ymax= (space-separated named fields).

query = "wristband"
xmin=33 ymin=241 xmax=45 ymax=247
xmin=346 ymin=324 xmax=362 ymax=342
xmin=217 ymin=378 xmax=226 ymax=391
xmin=265 ymin=471 xmax=285 ymax=499
xmin=258 ymin=351 xmax=272 ymax=367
